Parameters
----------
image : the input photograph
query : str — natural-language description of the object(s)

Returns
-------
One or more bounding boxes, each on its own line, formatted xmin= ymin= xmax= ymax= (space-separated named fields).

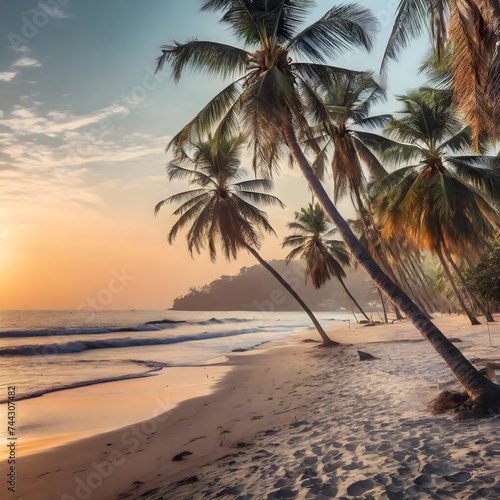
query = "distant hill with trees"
xmin=171 ymin=260 xmax=379 ymax=312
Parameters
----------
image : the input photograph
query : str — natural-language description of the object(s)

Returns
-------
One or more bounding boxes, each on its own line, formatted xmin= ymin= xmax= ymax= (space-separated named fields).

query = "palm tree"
xmin=382 ymin=0 xmax=500 ymax=147
xmin=309 ymin=72 xmax=418 ymax=320
xmin=155 ymin=134 xmax=337 ymax=346
xmin=369 ymin=89 xmax=500 ymax=324
xmin=283 ymin=203 xmax=370 ymax=322
xmin=157 ymin=1 xmax=500 ymax=412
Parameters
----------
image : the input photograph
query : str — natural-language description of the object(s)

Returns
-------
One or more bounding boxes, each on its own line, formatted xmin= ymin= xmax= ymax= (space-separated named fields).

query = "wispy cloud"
xmin=11 ymin=57 xmax=41 ymax=68
xmin=0 ymin=72 xmax=17 ymax=82
xmin=0 ymin=104 xmax=167 ymax=220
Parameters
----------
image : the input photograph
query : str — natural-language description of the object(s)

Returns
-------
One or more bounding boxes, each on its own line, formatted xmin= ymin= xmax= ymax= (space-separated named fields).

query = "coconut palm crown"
xmin=369 ymin=88 xmax=500 ymax=258
xmin=283 ymin=202 xmax=370 ymax=320
xmin=156 ymin=1 xmax=379 ymax=173
xmin=155 ymin=134 xmax=284 ymax=261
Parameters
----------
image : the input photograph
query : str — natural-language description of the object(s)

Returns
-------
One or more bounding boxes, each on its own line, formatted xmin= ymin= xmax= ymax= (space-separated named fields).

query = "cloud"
xmin=44 ymin=104 xmax=129 ymax=134
xmin=11 ymin=57 xmax=41 ymax=68
xmin=0 ymin=72 xmax=17 ymax=82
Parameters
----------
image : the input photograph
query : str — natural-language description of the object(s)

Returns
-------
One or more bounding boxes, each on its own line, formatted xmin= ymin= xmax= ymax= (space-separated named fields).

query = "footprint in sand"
xmin=346 ymin=479 xmax=375 ymax=496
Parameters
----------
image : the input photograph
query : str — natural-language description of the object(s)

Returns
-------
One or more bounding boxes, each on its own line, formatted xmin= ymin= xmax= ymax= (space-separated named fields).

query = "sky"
xmin=0 ymin=0 xmax=431 ymax=311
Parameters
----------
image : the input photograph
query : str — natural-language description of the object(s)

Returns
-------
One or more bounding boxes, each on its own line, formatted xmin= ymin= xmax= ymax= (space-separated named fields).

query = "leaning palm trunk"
xmin=243 ymin=243 xmax=337 ymax=347
xmin=282 ymin=115 xmax=500 ymax=408
xmin=443 ymin=244 xmax=495 ymax=322
xmin=336 ymin=274 xmax=371 ymax=322
xmin=353 ymin=189 xmax=405 ymax=320
xmin=436 ymin=246 xmax=481 ymax=325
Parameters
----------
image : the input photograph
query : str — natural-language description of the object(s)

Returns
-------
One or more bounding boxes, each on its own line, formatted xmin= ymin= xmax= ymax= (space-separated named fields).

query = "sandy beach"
xmin=5 ymin=314 xmax=500 ymax=499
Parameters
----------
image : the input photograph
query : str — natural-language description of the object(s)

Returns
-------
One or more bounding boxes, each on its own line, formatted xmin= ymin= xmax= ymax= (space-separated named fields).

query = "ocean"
xmin=0 ymin=309 xmax=354 ymax=405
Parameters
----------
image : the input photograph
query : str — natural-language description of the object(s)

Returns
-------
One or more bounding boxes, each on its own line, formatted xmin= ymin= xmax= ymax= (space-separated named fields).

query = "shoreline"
xmin=4 ymin=314 xmax=500 ymax=499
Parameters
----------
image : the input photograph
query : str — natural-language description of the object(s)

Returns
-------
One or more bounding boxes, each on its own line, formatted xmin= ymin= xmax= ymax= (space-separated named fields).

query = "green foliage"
xmin=463 ymin=238 xmax=500 ymax=303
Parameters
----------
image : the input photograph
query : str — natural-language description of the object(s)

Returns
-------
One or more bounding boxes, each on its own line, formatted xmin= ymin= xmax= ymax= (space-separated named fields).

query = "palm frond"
xmin=157 ymin=40 xmax=248 ymax=82
xmin=381 ymin=0 xmax=431 ymax=71
xmin=288 ymin=3 xmax=379 ymax=63
xmin=232 ymin=178 xmax=274 ymax=192
xmin=446 ymin=157 xmax=500 ymax=201
xmin=282 ymin=234 xmax=308 ymax=248
xmin=284 ymin=245 xmax=306 ymax=263
xmin=167 ymin=81 xmax=243 ymax=154
xmin=154 ymin=189 xmax=209 ymax=216
xmin=351 ymin=135 xmax=389 ymax=182
xmin=438 ymin=127 xmax=472 ymax=153
xmin=235 ymin=190 xmax=285 ymax=208
xmin=292 ymin=63 xmax=362 ymax=88
xmin=356 ymin=114 xmax=392 ymax=129
xmin=166 ymin=163 xmax=217 ymax=187
xmin=230 ymin=193 xmax=277 ymax=237
xmin=354 ymin=130 xmax=423 ymax=167
xmin=371 ymin=165 xmax=420 ymax=197
xmin=167 ymin=200 xmax=209 ymax=245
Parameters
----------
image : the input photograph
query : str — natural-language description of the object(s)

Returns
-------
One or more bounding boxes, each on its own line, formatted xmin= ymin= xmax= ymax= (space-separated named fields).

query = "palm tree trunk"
xmin=377 ymin=287 xmax=389 ymax=323
xmin=281 ymin=115 xmax=499 ymax=404
xmin=336 ymin=274 xmax=371 ymax=322
xmin=435 ymin=246 xmax=481 ymax=326
xmin=443 ymin=245 xmax=495 ymax=322
xmin=352 ymin=188 xmax=405 ymax=322
xmin=243 ymin=242 xmax=338 ymax=347
xmin=407 ymin=254 xmax=441 ymax=313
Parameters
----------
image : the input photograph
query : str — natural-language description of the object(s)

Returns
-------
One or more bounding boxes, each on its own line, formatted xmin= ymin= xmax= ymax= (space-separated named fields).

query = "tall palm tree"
xmin=157 ymin=1 xmax=500 ymax=412
xmin=369 ymin=89 xmax=500 ymax=324
xmin=382 ymin=0 xmax=500 ymax=147
xmin=283 ymin=203 xmax=370 ymax=322
xmin=310 ymin=72 xmax=418 ymax=320
xmin=155 ymin=134 xmax=337 ymax=346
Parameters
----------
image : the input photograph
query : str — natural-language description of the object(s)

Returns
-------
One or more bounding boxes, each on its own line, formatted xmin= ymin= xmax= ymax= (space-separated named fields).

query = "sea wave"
xmin=0 ymin=360 xmax=168 ymax=404
xmin=0 ymin=326 xmax=295 ymax=357
xmin=0 ymin=317 xmax=258 ymax=339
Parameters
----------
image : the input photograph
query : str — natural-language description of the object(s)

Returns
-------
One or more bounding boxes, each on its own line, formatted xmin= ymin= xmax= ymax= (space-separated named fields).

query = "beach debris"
xmin=357 ymin=350 xmax=378 ymax=361
xmin=478 ymin=364 xmax=497 ymax=383
xmin=176 ymin=476 xmax=198 ymax=485
xmin=236 ymin=441 xmax=253 ymax=448
xmin=431 ymin=390 xmax=469 ymax=414
xmin=289 ymin=420 xmax=309 ymax=428
xmin=172 ymin=451 xmax=193 ymax=461
xmin=186 ymin=435 xmax=207 ymax=444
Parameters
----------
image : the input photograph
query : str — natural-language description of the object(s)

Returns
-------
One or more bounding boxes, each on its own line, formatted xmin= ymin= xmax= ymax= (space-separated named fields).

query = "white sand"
xmin=5 ymin=314 xmax=500 ymax=499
